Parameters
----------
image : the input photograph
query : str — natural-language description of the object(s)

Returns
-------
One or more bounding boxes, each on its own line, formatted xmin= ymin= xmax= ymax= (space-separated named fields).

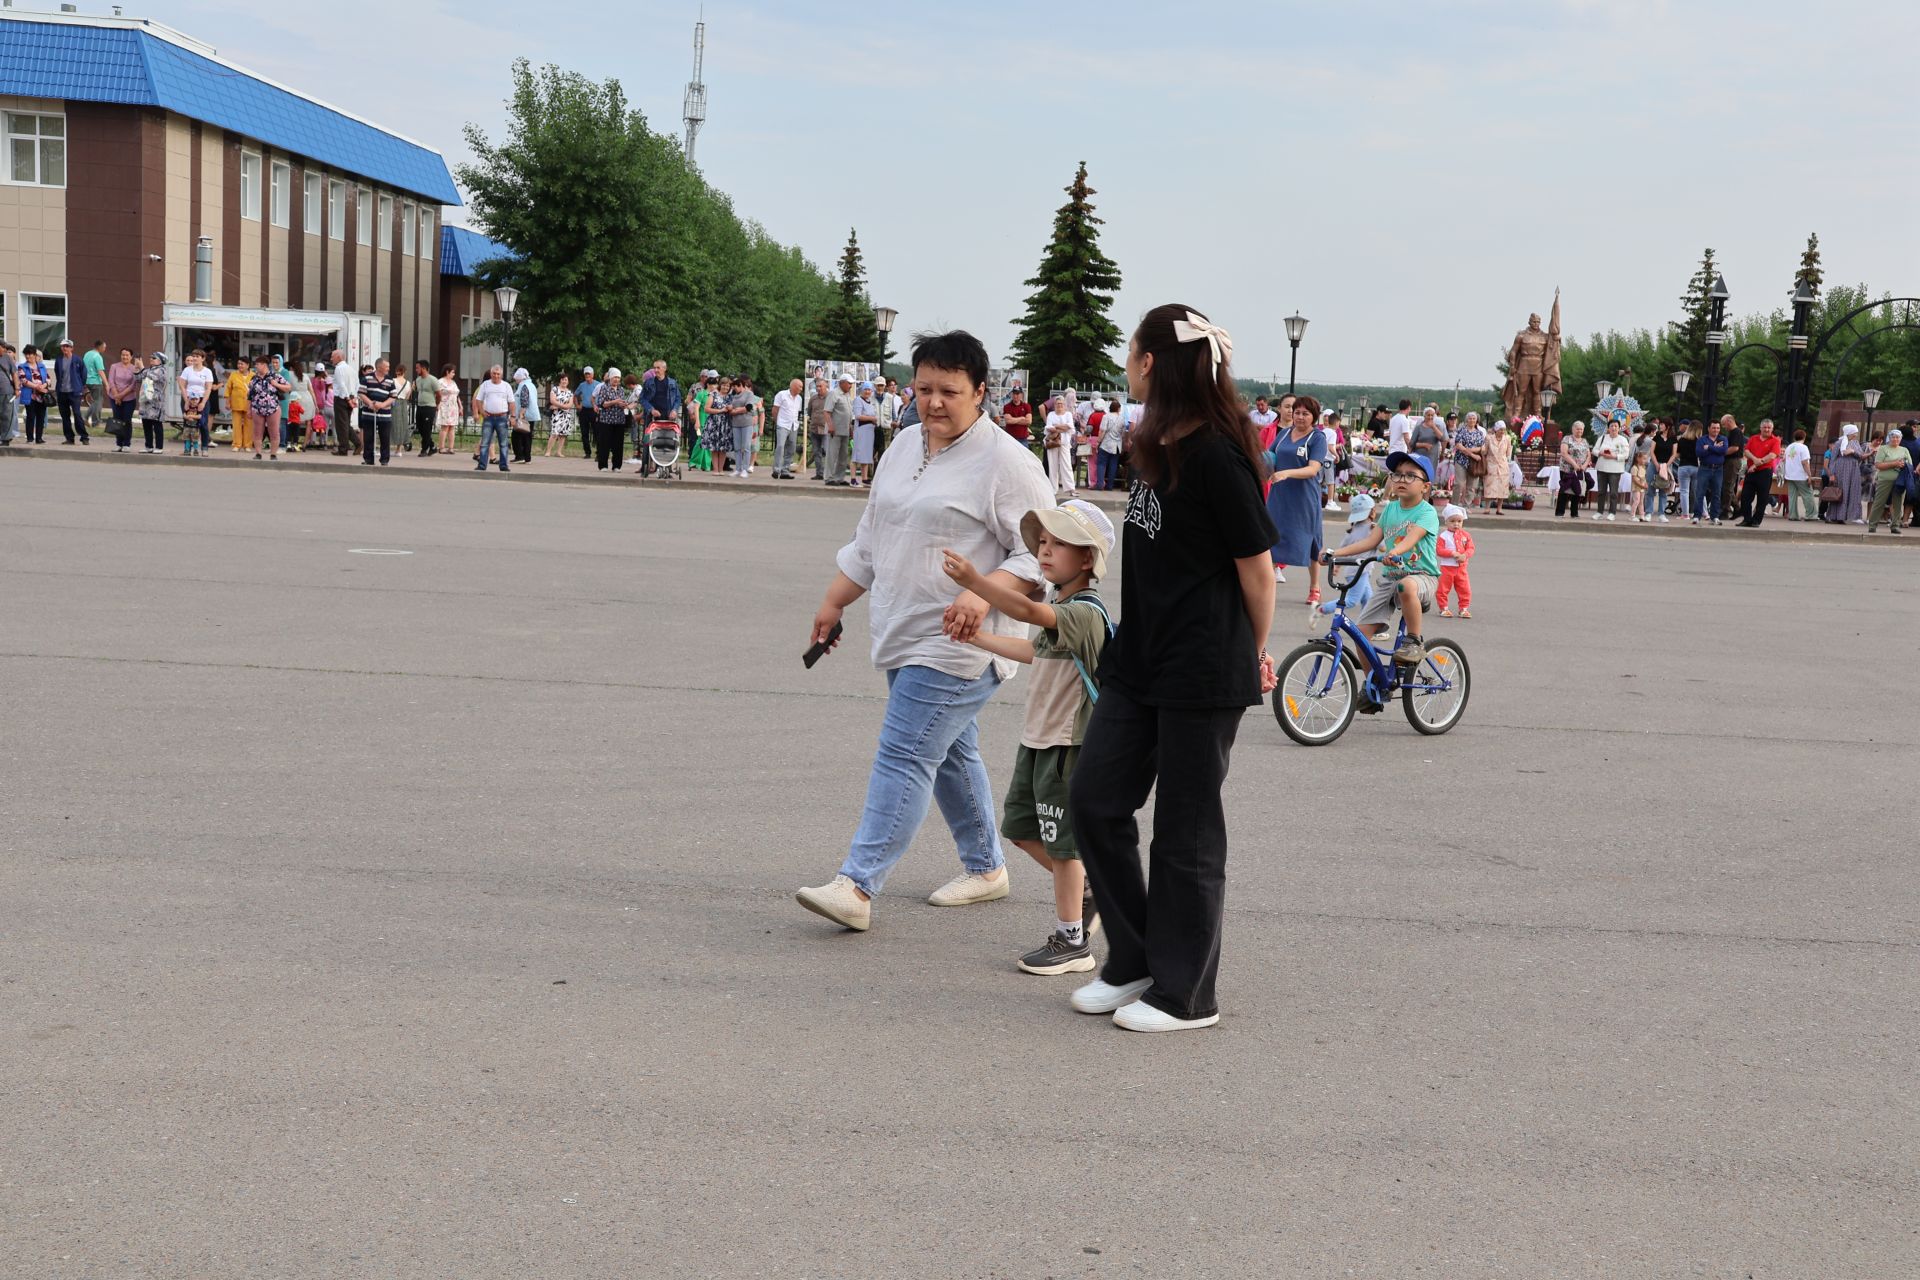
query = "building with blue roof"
xmin=0 ymin=6 xmax=463 ymax=385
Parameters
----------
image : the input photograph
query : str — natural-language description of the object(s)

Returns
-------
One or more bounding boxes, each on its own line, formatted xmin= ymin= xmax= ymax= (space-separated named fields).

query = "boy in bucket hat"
xmin=940 ymin=498 xmax=1114 ymax=975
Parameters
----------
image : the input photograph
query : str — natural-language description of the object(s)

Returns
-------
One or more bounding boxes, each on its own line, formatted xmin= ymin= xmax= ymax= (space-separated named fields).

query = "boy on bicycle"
xmin=1326 ymin=451 xmax=1438 ymax=667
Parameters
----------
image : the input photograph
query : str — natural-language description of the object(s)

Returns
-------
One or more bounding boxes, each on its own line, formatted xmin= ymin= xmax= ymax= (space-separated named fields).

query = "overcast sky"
xmin=157 ymin=0 xmax=1917 ymax=387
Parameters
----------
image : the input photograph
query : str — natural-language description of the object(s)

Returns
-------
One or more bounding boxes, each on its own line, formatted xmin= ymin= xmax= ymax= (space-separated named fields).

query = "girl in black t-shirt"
xmin=1065 ymin=303 xmax=1280 ymax=1034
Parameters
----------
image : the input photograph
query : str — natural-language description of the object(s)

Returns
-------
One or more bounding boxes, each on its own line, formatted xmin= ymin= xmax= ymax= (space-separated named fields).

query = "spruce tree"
xmin=812 ymin=229 xmax=885 ymax=363
xmin=1010 ymin=162 xmax=1124 ymax=389
xmin=1670 ymin=247 xmax=1717 ymax=417
xmin=1795 ymin=233 xmax=1824 ymax=297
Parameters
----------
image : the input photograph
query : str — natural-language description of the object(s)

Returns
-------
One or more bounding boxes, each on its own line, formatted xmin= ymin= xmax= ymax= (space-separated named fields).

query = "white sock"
xmin=1057 ymin=918 xmax=1084 ymax=945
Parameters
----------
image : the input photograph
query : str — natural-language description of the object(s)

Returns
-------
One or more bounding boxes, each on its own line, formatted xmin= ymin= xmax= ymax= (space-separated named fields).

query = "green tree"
xmin=1010 ymin=161 xmax=1124 ymax=388
xmin=1669 ymin=247 xmax=1718 ymax=419
xmin=457 ymin=60 xmax=839 ymax=386
xmin=1795 ymin=233 xmax=1824 ymax=296
xmin=811 ymin=230 xmax=885 ymax=363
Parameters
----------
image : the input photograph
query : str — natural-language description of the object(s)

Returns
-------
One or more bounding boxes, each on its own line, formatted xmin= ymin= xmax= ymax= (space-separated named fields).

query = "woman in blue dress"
xmin=1265 ymin=393 xmax=1328 ymax=604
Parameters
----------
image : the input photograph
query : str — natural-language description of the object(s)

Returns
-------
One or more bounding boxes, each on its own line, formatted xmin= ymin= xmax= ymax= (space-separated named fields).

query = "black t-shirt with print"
xmin=1100 ymin=430 xmax=1279 ymax=708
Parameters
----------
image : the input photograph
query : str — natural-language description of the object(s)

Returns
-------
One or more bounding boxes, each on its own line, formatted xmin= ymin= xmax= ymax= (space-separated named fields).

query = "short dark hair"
xmin=1793 ymin=427 xmax=1807 ymax=440
xmin=910 ymin=329 xmax=989 ymax=390
xmin=1399 ymin=398 xmax=1412 ymax=411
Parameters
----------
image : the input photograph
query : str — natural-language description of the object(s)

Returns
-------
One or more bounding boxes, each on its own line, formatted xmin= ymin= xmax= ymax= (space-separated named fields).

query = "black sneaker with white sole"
xmin=1017 ymin=930 xmax=1095 ymax=976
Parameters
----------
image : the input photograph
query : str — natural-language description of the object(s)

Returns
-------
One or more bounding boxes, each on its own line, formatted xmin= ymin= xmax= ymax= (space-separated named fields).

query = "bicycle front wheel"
xmin=1402 ymin=637 xmax=1470 ymax=735
xmin=1273 ymin=641 xmax=1358 ymax=745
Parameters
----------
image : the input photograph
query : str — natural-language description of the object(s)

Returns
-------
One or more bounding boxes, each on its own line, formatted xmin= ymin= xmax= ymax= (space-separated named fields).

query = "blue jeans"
xmin=839 ymin=664 xmax=1005 ymax=897
xmin=732 ymin=422 xmax=754 ymax=472
xmin=478 ymin=414 xmax=511 ymax=467
xmin=1675 ymin=465 xmax=1697 ymax=519
xmin=1694 ymin=466 xmax=1722 ymax=520
xmin=1093 ymin=448 xmax=1121 ymax=489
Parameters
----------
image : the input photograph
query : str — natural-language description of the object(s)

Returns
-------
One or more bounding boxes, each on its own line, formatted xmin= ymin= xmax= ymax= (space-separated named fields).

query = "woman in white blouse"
xmin=1044 ymin=396 xmax=1078 ymax=498
xmin=796 ymin=331 xmax=1054 ymax=933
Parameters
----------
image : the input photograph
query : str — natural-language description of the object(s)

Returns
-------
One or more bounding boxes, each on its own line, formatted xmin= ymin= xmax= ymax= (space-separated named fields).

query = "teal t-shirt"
xmin=1378 ymin=499 xmax=1439 ymax=581
xmin=84 ymin=349 xmax=106 ymax=385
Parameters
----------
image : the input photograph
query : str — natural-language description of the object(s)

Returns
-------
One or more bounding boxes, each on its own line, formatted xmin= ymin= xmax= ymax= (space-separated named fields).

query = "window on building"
xmin=328 ymin=180 xmax=345 ymax=239
xmin=356 ymin=187 xmax=372 ymax=245
xmin=402 ymin=203 xmax=416 ymax=257
xmin=240 ymin=150 xmax=261 ymax=221
xmin=303 ymin=172 xmax=321 ymax=233
xmin=270 ymin=159 xmax=290 ymax=228
xmin=23 ymin=293 xmax=66 ymax=352
xmin=420 ymin=209 xmax=434 ymax=261
xmin=6 ymin=112 xmax=65 ymax=187
xmin=377 ymin=194 xmax=393 ymax=252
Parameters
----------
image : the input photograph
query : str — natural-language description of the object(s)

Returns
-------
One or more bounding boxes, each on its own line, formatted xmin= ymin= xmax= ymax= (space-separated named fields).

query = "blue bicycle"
xmin=1272 ymin=555 xmax=1470 ymax=745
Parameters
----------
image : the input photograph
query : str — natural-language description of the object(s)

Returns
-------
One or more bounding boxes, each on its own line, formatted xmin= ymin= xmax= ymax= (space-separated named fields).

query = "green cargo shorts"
xmin=1000 ymin=743 xmax=1080 ymax=860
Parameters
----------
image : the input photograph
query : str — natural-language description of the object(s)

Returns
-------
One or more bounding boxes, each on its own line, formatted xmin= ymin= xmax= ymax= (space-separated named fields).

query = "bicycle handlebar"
xmin=1320 ymin=553 xmax=1379 ymax=592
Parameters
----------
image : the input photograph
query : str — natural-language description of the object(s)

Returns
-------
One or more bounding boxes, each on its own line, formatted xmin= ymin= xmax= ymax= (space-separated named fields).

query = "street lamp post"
xmin=1862 ymin=387 xmax=1883 ymax=445
xmin=493 ymin=285 xmax=520 ymax=374
xmin=1595 ymin=379 xmax=1614 ymax=404
xmin=1283 ymin=312 xmax=1308 ymax=394
xmin=872 ymin=305 xmax=897 ymax=458
xmin=1671 ymin=369 xmax=1692 ymax=419
xmin=1781 ymin=278 xmax=1816 ymax=436
xmin=1700 ymin=273 xmax=1729 ymax=429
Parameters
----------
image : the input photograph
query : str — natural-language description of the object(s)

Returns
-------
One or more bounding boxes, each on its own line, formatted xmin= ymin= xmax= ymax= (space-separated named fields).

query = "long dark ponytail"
xmin=1125 ymin=303 xmax=1266 ymax=491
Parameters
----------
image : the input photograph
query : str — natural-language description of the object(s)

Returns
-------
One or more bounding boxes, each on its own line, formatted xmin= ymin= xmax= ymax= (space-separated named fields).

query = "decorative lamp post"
xmin=1539 ymin=387 xmax=1558 ymax=440
xmin=493 ymin=285 xmax=520 ymax=374
xmin=1595 ymin=379 xmax=1614 ymax=403
xmin=1781 ymin=278 xmax=1816 ymax=436
xmin=1862 ymin=387 xmax=1883 ymax=444
xmin=872 ymin=304 xmax=897 ymax=371
xmin=1700 ymin=273 xmax=1729 ymax=428
xmin=1283 ymin=312 xmax=1308 ymax=393
xmin=1671 ymin=368 xmax=1692 ymax=418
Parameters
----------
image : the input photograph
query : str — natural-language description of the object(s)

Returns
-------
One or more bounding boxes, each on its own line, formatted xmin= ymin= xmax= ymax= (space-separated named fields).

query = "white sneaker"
xmin=1325 ymin=501 xmax=1343 ymax=512
xmin=927 ymin=868 xmax=1010 ymax=907
xmin=1660 ymin=515 xmax=1670 ymax=523
xmin=1113 ymin=999 xmax=1219 ymax=1033
xmin=795 ymin=875 xmax=871 ymax=931
xmin=1590 ymin=514 xmax=1600 ymax=521
xmin=1070 ymin=976 xmax=1152 ymax=1014
xmin=1273 ymin=567 xmax=1287 ymax=584
xmin=1607 ymin=513 xmax=1616 ymax=522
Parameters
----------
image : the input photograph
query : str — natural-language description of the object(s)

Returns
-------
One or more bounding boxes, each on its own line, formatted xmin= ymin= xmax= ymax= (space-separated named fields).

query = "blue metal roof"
xmin=440 ymin=224 xmax=515 ymax=278
xmin=0 ymin=16 xmax=459 ymax=205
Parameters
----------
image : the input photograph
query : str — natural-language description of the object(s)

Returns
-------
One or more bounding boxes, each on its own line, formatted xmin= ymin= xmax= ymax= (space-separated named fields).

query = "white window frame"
xmin=356 ymin=186 xmax=372 ymax=246
xmin=401 ymin=202 xmax=416 ymax=257
xmin=377 ymin=194 xmax=393 ymax=252
xmin=303 ymin=172 xmax=321 ymax=233
xmin=269 ymin=159 xmax=291 ymax=228
xmin=22 ymin=291 xmax=67 ymax=353
xmin=5 ymin=111 xmax=65 ymax=188
xmin=419 ymin=209 xmax=434 ymax=262
xmin=328 ymin=180 xmax=346 ymax=240
xmin=239 ymin=149 xmax=261 ymax=221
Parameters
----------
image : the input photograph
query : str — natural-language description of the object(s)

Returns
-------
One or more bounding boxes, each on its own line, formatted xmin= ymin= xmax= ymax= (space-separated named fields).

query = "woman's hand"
xmin=1258 ymin=649 xmax=1277 ymax=694
xmin=940 ymin=549 xmax=982 ymax=590
xmin=943 ymin=590 xmax=989 ymax=643
xmin=811 ymin=603 xmax=844 ymax=649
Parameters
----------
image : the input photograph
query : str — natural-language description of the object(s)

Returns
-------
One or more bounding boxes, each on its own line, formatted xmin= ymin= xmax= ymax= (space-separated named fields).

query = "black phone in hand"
xmin=803 ymin=621 xmax=843 ymax=669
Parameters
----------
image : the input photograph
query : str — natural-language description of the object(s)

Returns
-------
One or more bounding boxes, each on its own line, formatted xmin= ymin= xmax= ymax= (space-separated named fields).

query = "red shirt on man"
xmin=1001 ymin=398 xmax=1033 ymax=442
xmin=1746 ymin=433 xmax=1782 ymax=468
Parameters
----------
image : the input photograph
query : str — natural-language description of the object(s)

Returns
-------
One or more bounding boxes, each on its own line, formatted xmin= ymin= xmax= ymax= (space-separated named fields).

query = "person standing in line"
xmin=1591 ymin=418 xmax=1631 ymax=520
xmin=270 ymin=354 xmax=296 ymax=451
xmin=1693 ymin=418 xmax=1730 ymax=525
xmin=1736 ymin=418 xmax=1782 ymax=527
xmin=472 ymin=365 xmax=515 ymax=472
xmin=1642 ymin=420 xmax=1674 ymax=522
xmin=544 ymin=372 xmax=576 ymax=459
xmin=54 ymin=338 xmax=90 ymax=444
xmin=433 ymin=363 xmax=462 ymax=455
xmin=1064 ymin=304 xmax=1278 ymax=1034
xmin=223 ymin=358 xmax=253 ymax=453
xmin=1866 ymin=428 xmax=1911 ymax=533
xmin=136 ymin=351 xmax=168 ymax=453
xmin=328 ymin=350 xmax=359 ymax=456
xmin=1780 ymin=427 xmax=1815 ymax=520
xmin=1387 ymin=398 xmax=1413 ymax=453
xmin=1452 ymin=411 xmax=1488 ymax=509
xmin=1673 ymin=421 xmax=1700 ymax=520
xmin=177 ymin=348 xmax=214 ymax=455
xmin=1248 ymin=395 xmax=1277 ymax=451
xmin=1716 ymin=415 xmax=1745 ymax=520
xmin=246 ymin=354 xmax=286 ymax=460
xmin=771 ymin=377 xmax=804 ymax=479
xmin=1001 ymin=384 xmax=1034 ymax=447
xmin=1410 ymin=405 xmax=1444 ymax=480
xmin=104 ymin=347 xmax=140 ymax=452
xmin=511 ymin=368 xmax=540 ymax=464
xmin=805 ymin=375 xmax=831 ymax=479
xmin=18 ymin=345 xmax=52 ymax=445
xmin=638 ymin=359 xmax=681 ymax=474
xmin=850 ymin=381 xmax=879 ymax=486
xmin=1043 ymin=395 xmax=1077 ymax=497
xmin=83 ymin=339 xmax=108 ymax=440
xmin=1093 ymin=395 xmax=1126 ymax=490
xmin=726 ymin=375 xmax=760 ymax=479
xmin=822 ymin=372 xmax=856 ymax=486
xmin=1482 ymin=419 xmax=1513 ymax=514
xmin=410 ymin=361 xmax=439 ymax=456
xmin=576 ymin=366 xmax=602 ymax=460
xmin=1556 ymin=422 xmax=1591 ymax=518
xmin=701 ymin=374 xmax=737 ymax=475
xmin=1264 ymin=392 xmax=1327 ymax=599
xmin=0 ymin=342 xmax=18 ymax=446
xmin=794 ymin=329 xmax=1054 ymax=933
xmin=358 ymin=359 xmax=396 ymax=465
xmin=591 ymin=367 xmax=631 ymax=472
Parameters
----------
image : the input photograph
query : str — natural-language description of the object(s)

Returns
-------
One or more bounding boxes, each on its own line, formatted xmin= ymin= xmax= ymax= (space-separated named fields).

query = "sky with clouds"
xmin=152 ymin=0 xmax=1918 ymax=387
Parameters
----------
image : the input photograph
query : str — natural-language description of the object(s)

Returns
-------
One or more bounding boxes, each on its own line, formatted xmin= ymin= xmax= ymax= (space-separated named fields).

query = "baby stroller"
xmin=642 ymin=421 xmax=682 ymax=481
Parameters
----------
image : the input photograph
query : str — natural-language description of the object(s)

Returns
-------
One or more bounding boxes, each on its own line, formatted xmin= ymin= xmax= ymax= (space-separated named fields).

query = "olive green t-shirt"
xmin=1020 ymin=592 xmax=1110 ymax=750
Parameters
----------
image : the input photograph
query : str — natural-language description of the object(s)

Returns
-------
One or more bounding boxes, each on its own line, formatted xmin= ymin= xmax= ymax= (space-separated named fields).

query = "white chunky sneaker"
xmin=1113 ymin=999 xmax=1219 ymax=1033
xmin=1070 ymin=977 xmax=1152 ymax=1014
xmin=795 ymin=875 xmax=871 ymax=931
xmin=927 ymin=868 xmax=1010 ymax=907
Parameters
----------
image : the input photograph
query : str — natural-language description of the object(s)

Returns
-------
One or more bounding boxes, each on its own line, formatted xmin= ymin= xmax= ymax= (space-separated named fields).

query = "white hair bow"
xmin=1172 ymin=312 xmax=1233 ymax=372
